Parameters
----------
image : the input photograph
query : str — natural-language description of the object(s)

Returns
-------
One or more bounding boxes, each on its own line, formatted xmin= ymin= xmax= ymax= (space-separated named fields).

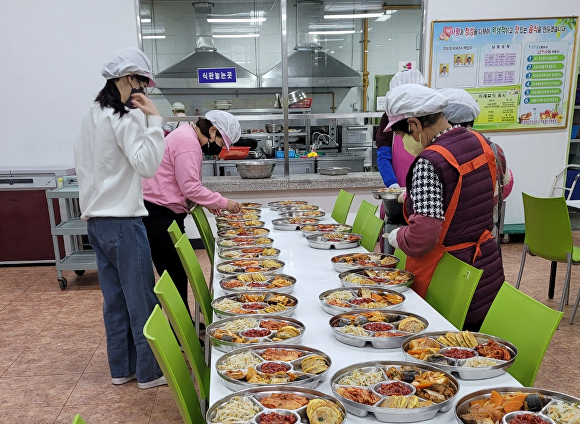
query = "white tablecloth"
xmin=208 ymin=208 xmax=520 ymax=423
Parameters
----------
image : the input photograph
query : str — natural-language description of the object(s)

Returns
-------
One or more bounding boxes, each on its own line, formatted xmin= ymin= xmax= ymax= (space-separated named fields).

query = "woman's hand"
xmin=130 ymin=93 xmax=160 ymax=116
xmin=226 ymin=200 xmax=242 ymax=214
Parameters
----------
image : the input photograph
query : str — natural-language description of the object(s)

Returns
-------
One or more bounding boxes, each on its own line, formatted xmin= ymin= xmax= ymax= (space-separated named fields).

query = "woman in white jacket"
xmin=73 ymin=47 xmax=167 ymax=389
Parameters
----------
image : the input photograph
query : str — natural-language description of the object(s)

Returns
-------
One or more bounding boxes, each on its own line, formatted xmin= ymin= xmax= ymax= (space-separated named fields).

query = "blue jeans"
xmin=87 ymin=217 xmax=162 ymax=383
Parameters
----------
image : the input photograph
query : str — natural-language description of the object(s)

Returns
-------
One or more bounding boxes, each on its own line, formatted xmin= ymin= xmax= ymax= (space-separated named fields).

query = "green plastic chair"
xmin=479 ymin=282 xmax=563 ymax=386
xmin=174 ymin=234 xmax=213 ymax=327
xmin=331 ymin=189 xmax=355 ymax=224
xmin=154 ymin=271 xmax=210 ymax=407
xmin=191 ymin=205 xmax=215 ymax=264
xmin=71 ymin=415 xmax=86 ymax=424
xmin=358 ymin=212 xmax=384 ymax=252
xmin=516 ymin=193 xmax=580 ymax=321
xmin=168 ymin=220 xmax=184 ymax=245
xmin=144 ymin=305 xmax=205 ymax=424
xmin=351 ymin=200 xmax=379 ymax=234
xmin=394 ymin=248 xmax=407 ymax=270
xmin=424 ymin=252 xmax=483 ymax=329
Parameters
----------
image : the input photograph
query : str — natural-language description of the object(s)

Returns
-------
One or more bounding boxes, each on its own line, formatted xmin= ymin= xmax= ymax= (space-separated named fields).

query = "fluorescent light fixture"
xmin=141 ymin=18 xmax=151 ymax=23
xmin=324 ymin=13 xmax=382 ymax=19
xmin=213 ymin=33 xmax=260 ymax=38
xmin=143 ymin=35 xmax=166 ymax=39
xmin=208 ymin=18 xmax=266 ymax=23
xmin=308 ymin=30 xmax=356 ymax=35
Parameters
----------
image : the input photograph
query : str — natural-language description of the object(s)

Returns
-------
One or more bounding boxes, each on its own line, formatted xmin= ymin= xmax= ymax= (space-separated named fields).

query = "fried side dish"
xmin=259 ymin=393 xmax=309 ymax=409
xmin=475 ymin=340 xmax=512 ymax=360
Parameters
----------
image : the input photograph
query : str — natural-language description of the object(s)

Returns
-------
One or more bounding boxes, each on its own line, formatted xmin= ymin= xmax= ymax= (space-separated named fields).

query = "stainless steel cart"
xmin=46 ymin=178 xmax=96 ymax=289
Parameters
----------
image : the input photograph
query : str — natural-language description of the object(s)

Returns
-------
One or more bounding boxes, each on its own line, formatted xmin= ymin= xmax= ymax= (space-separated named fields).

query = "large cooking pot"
xmin=288 ymin=90 xmax=307 ymax=105
xmin=265 ymin=124 xmax=283 ymax=133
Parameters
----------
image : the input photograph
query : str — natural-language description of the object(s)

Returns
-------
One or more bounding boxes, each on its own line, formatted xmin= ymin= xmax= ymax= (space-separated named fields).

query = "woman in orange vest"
xmin=385 ymin=84 xmax=505 ymax=331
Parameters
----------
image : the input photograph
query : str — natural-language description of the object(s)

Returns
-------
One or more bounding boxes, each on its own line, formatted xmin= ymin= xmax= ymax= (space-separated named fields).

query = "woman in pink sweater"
xmin=143 ymin=110 xmax=241 ymax=319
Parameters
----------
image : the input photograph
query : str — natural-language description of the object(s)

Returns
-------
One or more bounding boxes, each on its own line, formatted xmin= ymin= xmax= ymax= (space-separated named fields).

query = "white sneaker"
xmin=137 ymin=375 xmax=167 ymax=389
xmin=112 ymin=373 xmax=136 ymax=385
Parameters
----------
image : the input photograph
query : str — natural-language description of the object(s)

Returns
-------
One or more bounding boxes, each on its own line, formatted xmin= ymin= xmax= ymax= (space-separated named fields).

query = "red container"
xmin=219 ymin=146 xmax=250 ymax=160
xmin=289 ymin=98 xmax=313 ymax=109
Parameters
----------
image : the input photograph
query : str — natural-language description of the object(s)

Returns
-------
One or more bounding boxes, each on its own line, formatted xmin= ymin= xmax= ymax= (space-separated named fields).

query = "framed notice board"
xmin=429 ymin=17 xmax=578 ymax=131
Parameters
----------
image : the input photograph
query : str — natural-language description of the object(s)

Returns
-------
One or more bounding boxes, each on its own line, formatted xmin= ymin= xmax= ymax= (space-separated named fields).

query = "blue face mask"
xmin=124 ymin=78 xmax=146 ymax=109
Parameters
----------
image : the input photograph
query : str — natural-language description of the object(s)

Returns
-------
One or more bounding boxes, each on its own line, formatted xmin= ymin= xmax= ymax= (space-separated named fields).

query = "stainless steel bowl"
xmin=236 ymin=160 xmax=276 ymax=179
xmin=246 ymin=150 xmax=263 ymax=159
xmin=265 ymin=124 xmax=283 ymax=133
xmin=288 ymin=90 xmax=307 ymax=105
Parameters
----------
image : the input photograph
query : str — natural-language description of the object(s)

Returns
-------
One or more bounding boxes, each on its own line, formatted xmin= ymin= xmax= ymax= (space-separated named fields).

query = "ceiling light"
xmin=208 ymin=18 xmax=266 ymax=23
xmin=141 ymin=18 xmax=151 ymax=23
xmin=143 ymin=35 xmax=166 ymax=39
xmin=324 ymin=13 xmax=382 ymax=19
xmin=213 ymin=33 xmax=260 ymax=38
xmin=308 ymin=30 xmax=356 ymax=35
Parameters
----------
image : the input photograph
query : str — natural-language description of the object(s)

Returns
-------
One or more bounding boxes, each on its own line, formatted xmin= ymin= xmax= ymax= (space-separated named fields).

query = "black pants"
xmin=142 ymin=201 xmax=191 ymax=316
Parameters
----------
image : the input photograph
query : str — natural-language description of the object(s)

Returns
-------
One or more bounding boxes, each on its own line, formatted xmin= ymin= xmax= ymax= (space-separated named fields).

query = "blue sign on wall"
xmin=197 ymin=67 xmax=237 ymax=84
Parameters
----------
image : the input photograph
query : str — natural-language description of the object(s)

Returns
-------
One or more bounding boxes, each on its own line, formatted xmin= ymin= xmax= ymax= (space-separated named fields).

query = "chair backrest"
xmin=191 ymin=205 xmax=215 ymax=264
xmin=71 ymin=414 xmax=86 ymax=424
xmin=174 ymin=234 xmax=213 ymax=326
xmin=522 ymin=193 xmax=573 ymax=262
xmin=154 ymin=271 xmax=210 ymax=400
xmin=143 ymin=305 xmax=205 ymax=424
xmin=358 ymin=212 xmax=384 ymax=252
xmin=351 ymin=200 xmax=379 ymax=234
xmin=479 ymin=282 xmax=563 ymax=386
xmin=167 ymin=220 xmax=184 ymax=245
xmin=331 ymin=189 xmax=355 ymax=224
xmin=394 ymin=248 xmax=407 ymax=270
xmin=424 ymin=252 xmax=483 ymax=329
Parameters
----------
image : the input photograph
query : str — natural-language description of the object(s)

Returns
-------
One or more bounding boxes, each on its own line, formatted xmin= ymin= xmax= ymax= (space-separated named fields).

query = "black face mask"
xmin=124 ymin=80 xmax=146 ymax=109
xmin=201 ymin=140 xmax=223 ymax=156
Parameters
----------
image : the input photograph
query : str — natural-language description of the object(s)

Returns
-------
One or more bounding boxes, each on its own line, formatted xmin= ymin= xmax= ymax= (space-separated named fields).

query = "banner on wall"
xmin=430 ymin=17 xmax=578 ymax=131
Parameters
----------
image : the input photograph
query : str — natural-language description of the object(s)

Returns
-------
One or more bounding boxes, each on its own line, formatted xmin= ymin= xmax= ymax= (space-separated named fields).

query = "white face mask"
xmin=402 ymin=133 xmax=424 ymax=156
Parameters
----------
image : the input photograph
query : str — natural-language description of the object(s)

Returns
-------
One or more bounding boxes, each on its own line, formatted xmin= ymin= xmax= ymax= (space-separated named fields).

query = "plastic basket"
xmin=289 ymin=98 xmax=313 ymax=109
xmin=218 ymin=146 xmax=250 ymax=160
xmin=572 ymin=125 xmax=580 ymax=140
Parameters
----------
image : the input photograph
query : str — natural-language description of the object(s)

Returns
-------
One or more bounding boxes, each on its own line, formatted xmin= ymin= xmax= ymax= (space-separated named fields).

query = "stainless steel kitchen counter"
xmin=203 ymin=171 xmax=385 ymax=193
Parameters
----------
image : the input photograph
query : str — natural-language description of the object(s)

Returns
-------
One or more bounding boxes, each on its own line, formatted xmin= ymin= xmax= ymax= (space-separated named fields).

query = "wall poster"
xmin=430 ymin=17 xmax=578 ymax=131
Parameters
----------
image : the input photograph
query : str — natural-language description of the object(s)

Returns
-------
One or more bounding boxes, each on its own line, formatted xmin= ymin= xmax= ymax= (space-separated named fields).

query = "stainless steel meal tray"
xmin=206 ymin=385 xmax=347 ymax=424
xmin=240 ymin=202 xmax=263 ymax=208
xmin=212 ymin=291 xmax=298 ymax=319
xmin=219 ymin=273 xmax=296 ymax=295
xmin=329 ymin=310 xmax=429 ymax=349
xmin=319 ymin=167 xmax=350 ymax=176
xmin=272 ymin=217 xmax=323 ymax=231
xmin=217 ymin=247 xmax=281 ymax=262
xmin=216 ymin=220 xmax=266 ymax=230
xmin=402 ymin=331 xmax=517 ymax=380
xmin=371 ymin=188 xmax=405 ymax=200
xmin=455 ymin=386 xmax=580 ymax=424
xmin=215 ymin=210 xmax=262 ymax=222
xmin=319 ymin=287 xmax=405 ymax=315
xmin=216 ymin=259 xmax=285 ymax=278
xmin=339 ymin=267 xmax=414 ymax=292
xmin=207 ymin=315 xmax=306 ymax=353
xmin=215 ymin=344 xmax=332 ymax=391
xmin=306 ymin=233 xmax=363 ymax=250
xmin=331 ymin=360 xmax=459 ymax=422
xmin=216 ymin=237 xmax=274 ymax=251
xmin=279 ymin=210 xmax=326 ymax=220
xmin=331 ymin=253 xmax=400 ymax=273
xmin=278 ymin=204 xmax=320 ymax=212
xmin=268 ymin=200 xmax=309 ymax=211
xmin=217 ymin=228 xmax=271 ymax=239
xmin=300 ymin=223 xmax=353 ymax=237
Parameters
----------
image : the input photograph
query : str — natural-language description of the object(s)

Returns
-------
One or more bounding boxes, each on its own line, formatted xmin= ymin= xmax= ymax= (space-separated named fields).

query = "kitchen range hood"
xmin=261 ymin=47 xmax=362 ymax=88
xmin=154 ymin=3 xmax=257 ymax=90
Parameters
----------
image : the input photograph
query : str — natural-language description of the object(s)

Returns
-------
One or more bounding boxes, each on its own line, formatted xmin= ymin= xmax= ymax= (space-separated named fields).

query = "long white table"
xmin=208 ymin=207 xmax=521 ymax=423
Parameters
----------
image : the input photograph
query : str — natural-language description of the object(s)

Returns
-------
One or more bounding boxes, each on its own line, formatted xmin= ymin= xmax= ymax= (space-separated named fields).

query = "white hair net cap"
xmin=101 ymin=47 xmax=156 ymax=87
xmin=440 ymin=88 xmax=481 ymax=123
xmin=205 ymin=110 xmax=241 ymax=151
xmin=389 ymin=69 xmax=426 ymax=90
xmin=172 ymin=102 xmax=186 ymax=112
xmin=385 ymin=84 xmax=449 ymax=131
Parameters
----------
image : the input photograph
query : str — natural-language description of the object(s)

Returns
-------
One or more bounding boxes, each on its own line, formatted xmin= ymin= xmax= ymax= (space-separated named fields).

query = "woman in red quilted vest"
xmin=385 ymin=83 xmax=505 ymax=331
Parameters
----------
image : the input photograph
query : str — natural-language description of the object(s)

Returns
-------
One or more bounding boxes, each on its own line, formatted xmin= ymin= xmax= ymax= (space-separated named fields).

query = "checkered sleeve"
xmin=410 ymin=158 xmax=445 ymax=220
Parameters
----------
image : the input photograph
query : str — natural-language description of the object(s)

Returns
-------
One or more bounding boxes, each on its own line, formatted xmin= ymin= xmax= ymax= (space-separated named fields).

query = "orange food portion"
xmin=503 ymin=400 xmax=524 ymax=413
xmin=491 ymin=390 xmax=503 ymax=407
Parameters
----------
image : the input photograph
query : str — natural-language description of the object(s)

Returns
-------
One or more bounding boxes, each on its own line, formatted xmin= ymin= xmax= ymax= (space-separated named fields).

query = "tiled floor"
xmin=1 ymin=237 xmax=579 ymax=423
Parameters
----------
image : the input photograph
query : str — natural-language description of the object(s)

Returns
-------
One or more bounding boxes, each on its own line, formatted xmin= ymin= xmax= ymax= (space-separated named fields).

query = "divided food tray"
xmin=217 ymin=228 xmax=271 ymax=239
xmin=319 ymin=287 xmax=405 ymax=314
xmin=219 ymin=273 xmax=296 ymax=295
xmin=218 ymin=247 xmax=281 ymax=262
xmin=307 ymin=233 xmax=363 ymax=250
xmin=339 ymin=267 xmax=414 ymax=291
xmin=216 ymin=237 xmax=274 ymax=251
xmin=212 ymin=291 xmax=298 ymax=318
xmin=331 ymin=253 xmax=400 ymax=273
xmin=272 ymin=217 xmax=322 ymax=231
xmin=300 ymin=223 xmax=352 ymax=237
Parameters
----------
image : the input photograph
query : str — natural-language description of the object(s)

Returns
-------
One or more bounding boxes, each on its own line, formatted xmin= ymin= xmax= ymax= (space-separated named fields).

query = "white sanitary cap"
xmin=389 ymin=69 xmax=427 ymax=91
xmin=100 ymin=47 xmax=156 ymax=87
xmin=385 ymin=83 xmax=449 ymax=131
xmin=172 ymin=102 xmax=186 ymax=112
xmin=205 ymin=110 xmax=241 ymax=151
xmin=439 ymin=88 xmax=481 ymax=124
